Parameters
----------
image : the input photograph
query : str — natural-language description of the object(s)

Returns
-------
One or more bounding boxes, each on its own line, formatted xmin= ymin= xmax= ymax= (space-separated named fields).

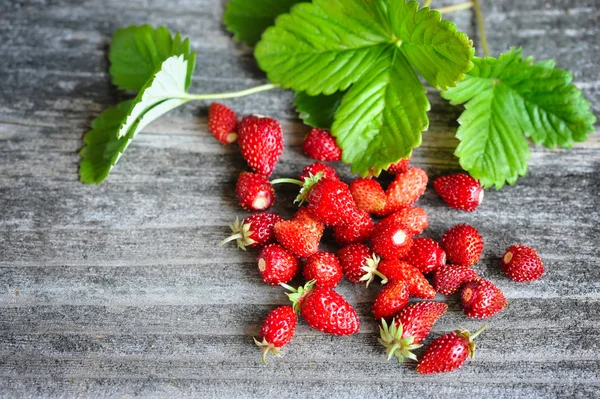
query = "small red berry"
xmin=238 ymin=115 xmax=284 ymax=176
xmin=378 ymin=207 xmax=428 ymax=236
xmin=350 ymin=178 xmax=386 ymax=214
xmin=377 ymin=259 xmax=436 ymax=299
xmin=501 ymin=244 xmax=544 ymax=282
xmin=333 ymin=209 xmax=374 ymax=246
xmin=383 ymin=167 xmax=428 ymax=215
xmin=417 ymin=326 xmax=486 ymax=374
xmin=371 ymin=220 xmax=413 ymax=259
xmin=441 ymin=224 xmax=484 ymax=267
xmin=257 ymin=244 xmax=300 ymax=285
xmin=387 ymin=156 xmax=412 ymax=174
xmin=372 ymin=280 xmax=410 ymax=320
xmin=299 ymin=162 xmax=340 ymax=182
xmin=303 ymin=128 xmax=342 ymax=161
xmin=293 ymin=207 xmax=325 ymax=238
xmin=433 ymin=264 xmax=479 ymax=295
xmin=434 ymin=173 xmax=483 ymax=212
xmin=235 ymin=172 xmax=274 ymax=211
xmin=337 ymin=243 xmax=384 ymax=287
xmin=208 ymin=103 xmax=238 ymax=144
xmin=254 ymin=306 xmax=297 ymax=364
xmin=274 ymin=220 xmax=322 ymax=258
xmin=220 ymin=213 xmax=283 ymax=250
xmin=306 ymin=179 xmax=360 ymax=226
xmin=403 ymin=238 xmax=446 ymax=274
xmin=461 ymin=279 xmax=508 ymax=319
xmin=303 ymin=252 xmax=343 ymax=288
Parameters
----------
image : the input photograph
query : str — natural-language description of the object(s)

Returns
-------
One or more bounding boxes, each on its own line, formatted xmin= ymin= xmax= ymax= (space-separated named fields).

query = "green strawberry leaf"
xmin=80 ymin=55 xmax=191 ymax=184
xmin=255 ymin=0 xmax=473 ymax=175
xmin=294 ymin=90 xmax=346 ymax=129
xmin=333 ymin=47 xmax=429 ymax=176
xmin=223 ymin=0 xmax=307 ymax=47
xmin=109 ymin=25 xmax=196 ymax=91
xmin=442 ymin=48 xmax=597 ymax=189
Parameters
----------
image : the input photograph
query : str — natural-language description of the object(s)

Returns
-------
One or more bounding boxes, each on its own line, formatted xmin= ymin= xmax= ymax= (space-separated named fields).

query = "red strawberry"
xmin=378 ymin=302 xmax=448 ymax=362
xmin=378 ymin=207 xmax=428 ymax=236
xmin=337 ymin=243 xmax=385 ymax=287
xmin=387 ymin=156 xmax=412 ymax=174
xmin=417 ymin=326 xmax=486 ymax=374
xmin=461 ymin=279 xmax=508 ymax=319
xmin=220 ymin=213 xmax=283 ymax=250
xmin=238 ymin=115 xmax=284 ymax=176
xmin=306 ymin=179 xmax=360 ymax=226
xmin=433 ymin=264 xmax=479 ymax=295
xmin=333 ymin=209 xmax=374 ymax=246
xmin=350 ymin=178 xmax=386 ymax=214
xmin=372 ymin=280 xmax=410 ymax=320
xmin=254 ymin=306 xmax=297 ymax=364
xmin=303 ymin=128 xmax=342 ymax=162
xmin=299 ymin=162 xmax=340 ymax=182
xmin=284 ymin=281 xmax=360 ymax=336
xmin=501 ymin=244 xmax=544 ymax=282
xmin=377 ymin=260 xmax=436 ymax=299
xmin=383 ymin=167 xmax=428 ymax=215
xmin=441 ymin=224 xmax=484 ymax=267
xmin=303 ymin=252 xmax=343 ymax=288
xmin=208 ymin=103 xmax=238 ymax=145
xmin=235 ymin=172 xmax=275 ymax=211
xmin=257 ymin=244 xmax=299 ymax=285
xmin=293 ymin=207 xmax=325 ymax=238
xmin=274 ymin=220 xmax=321 ymax=258
xmin=434 ymin=173 xmax=483 ymax=212
xmin=371 ymin=220 xmax=413 ymax=259
xmin=403 ymin=238 xmax=446 ymax=274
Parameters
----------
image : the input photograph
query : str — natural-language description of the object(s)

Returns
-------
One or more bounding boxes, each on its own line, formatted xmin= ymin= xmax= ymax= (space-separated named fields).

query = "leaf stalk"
xmin=181 ymin=83 xmax=279 ymax=101
xmin=473 ymin=0 xmax=491 ymax=57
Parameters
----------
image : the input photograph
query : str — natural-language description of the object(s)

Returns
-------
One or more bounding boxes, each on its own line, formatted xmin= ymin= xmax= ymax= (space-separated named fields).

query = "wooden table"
xmin=1 ymin=0 xmax=599 ymax=397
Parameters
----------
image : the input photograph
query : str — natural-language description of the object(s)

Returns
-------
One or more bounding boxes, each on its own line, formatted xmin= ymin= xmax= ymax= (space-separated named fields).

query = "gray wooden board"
xmin=0 ymin=0 xmax=599 ymax=397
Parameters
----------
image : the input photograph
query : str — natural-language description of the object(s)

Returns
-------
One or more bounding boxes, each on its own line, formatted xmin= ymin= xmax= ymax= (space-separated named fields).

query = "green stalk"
xmin=423 ymin=0 xmax=433 ymax=7
xmin=473 ymin=0 xmax=491 ymax=57
xmin=181 ymin=83 xmax=279 ymax=101
xmin=436 ymin=2 xmax=474 ymax=14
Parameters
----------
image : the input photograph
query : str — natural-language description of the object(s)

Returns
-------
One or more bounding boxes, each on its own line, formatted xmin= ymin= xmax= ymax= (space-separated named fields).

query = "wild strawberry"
xmin=461 ymin=279 xmax=508 ymax=319
xmin=378 ymin=207 xmax=428 ymax=235
xmin=238 ymin=115 xmax=283 ymax=176
xmin=283 ymin=281 xmax=360 ymax=336
xmin=378 ymin=302 xmax=447 ymax=362
xmin=293 ymin=207 xmax=325 ymax=238
xmin=372 ymin=280 xmax=410 ymax=320
xmin=303 ymin=252 xmax=343 ymax=288
xmin=501 ymin=244 xmax=544 ymax=282
xmin=208 ymin=103 xmax=238 ymax=144
xmin=433 ymin=264 xmax=479 ymax=295
xmin=441 ymin=224 xmax=484 ymax=267
xmin=274 ymin=220 xmax=321 ymax=258
xmin=303 ymin=128 xmax=342 ymax=162
xmin=235 ymin=172 xmax=274 ymax=211
xmin=403 ymin=238 xmax=446 ymax=274
xmin=417 ymin=326 xmax=486 ymax=374
xmin=387 ymin=156 xmax=412 ymax=174
xmin=338 ymin=243 xmax=385 ymax=287
xmin=254 ymin=306 xmax=297 ymax=364
xmin=350 ymin=178 xmax=386 ymax=214
xmin=333 ymin=209 xmax=374 ymax=246
xmin=377 ymin=260 xmax=436 ymax=299
xmin=220 ymin=214 xmax=283 ymax=250
xmin=371 ymin=220 xmax=413 ymax=259
xmin=306 ymin=179 xmax=360 ymax=226
xmin=257 ymin=244 xmax=299 ymax=285
xmin=434 ymin=173 xmax=483 ymax=212
xmin=299 ymin=162 xmax=340 ymax=182
xmin=383 ymin=167 xmax=428 ymax=215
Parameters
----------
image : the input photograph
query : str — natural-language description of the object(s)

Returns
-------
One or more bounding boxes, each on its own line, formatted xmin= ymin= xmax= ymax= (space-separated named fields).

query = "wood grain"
xmin=0 ymin=0 xmax=599 ymax=397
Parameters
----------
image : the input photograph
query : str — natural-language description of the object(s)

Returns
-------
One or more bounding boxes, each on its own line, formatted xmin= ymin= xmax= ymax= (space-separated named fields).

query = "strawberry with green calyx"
xmin=378 ymin=301 xmax=447 ymax=362
xmin=303 ymin=128 xmax=342 ymax=162
xmin=403 ymin=238 xmax=446 ymax=275
xmin=254 ymin=305 xmax=297 ymax=365
xmin=371 ymin=219 xmax=413 ymax=259
xmin=303 ymin=251 xmax=343 ymax=288
xmin=441 ymin=224 xmax=484 ymax=267
xmin=333 ymin=209 xmax=374 ymax=246
xmin=299 ymin=162 xmax=339 ymax=182
xmin=257 ymin=244 xmax=300 ymax=285
xmin=208 ymin=103 xmax=238 ymax=145
xmin=350 ymin=178 xmax=386 ymax=214
xmin=434 ymin=173 xmax=484 ymax=212
xmin=372 ymin=280 xmax=409 ymax=320
xmin=377 ymin=259 xmax=436 ymax=299
xmin=238 ymin=115 xmax=283 ymax=176
xmin=271 ymin=171 xmax=324 ymax=205
xmin=338 ymin=243 xmax=386 ymax=287
xmin=220 ymin=214 xmax=283 ymax=250
xmin=282 ymin=280 xmax=360 ymax=336
xmin=417 ymin=325 xmax=487 ymax=374
xmin=274 ymin=219 xmax=321 ymax=258
xmin=235 ymin=172 xmax=275 ymax=211
xmin=461 ymin=279 xmax=508 ymax=319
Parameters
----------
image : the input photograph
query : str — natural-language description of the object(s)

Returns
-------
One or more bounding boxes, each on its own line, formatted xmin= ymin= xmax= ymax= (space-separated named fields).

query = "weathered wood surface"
xmin=0 ymin=0 xmax=599 ymax=397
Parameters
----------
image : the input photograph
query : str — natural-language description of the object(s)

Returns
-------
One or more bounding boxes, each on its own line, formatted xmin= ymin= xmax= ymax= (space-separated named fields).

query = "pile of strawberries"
xmin=211 ymin=103 xmax=545 ymax=373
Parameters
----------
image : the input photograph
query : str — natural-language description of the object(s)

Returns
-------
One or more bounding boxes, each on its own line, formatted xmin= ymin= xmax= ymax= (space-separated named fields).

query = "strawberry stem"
xmin=219 ymin=233 xmax=243 ymax=246
xmin=470 ymin=324 xmax=487 ymax=340
xmin=180 ymin=83 xmax=279 ymax=101
xmin=473 ymin=0 xmax=491 ymax=57
xmin=270 ymin=178 xmax=304 ymax=186
xmin=435 ymin=2 xmax=474 ymax=14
